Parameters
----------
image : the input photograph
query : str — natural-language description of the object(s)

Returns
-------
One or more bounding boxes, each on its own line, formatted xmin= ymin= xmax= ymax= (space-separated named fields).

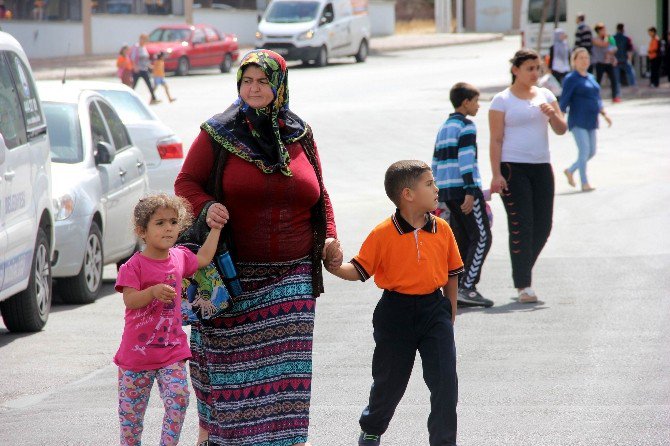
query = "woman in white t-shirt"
xmin=489 ymin=49 xmax=567 ymax=304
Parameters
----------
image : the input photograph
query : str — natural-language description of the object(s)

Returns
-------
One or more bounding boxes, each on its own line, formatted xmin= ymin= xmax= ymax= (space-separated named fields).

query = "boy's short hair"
xmin=384 ymin=160 xmax=431 ymax=207
xmin=449 ymin=82 xmax=479 ymax=108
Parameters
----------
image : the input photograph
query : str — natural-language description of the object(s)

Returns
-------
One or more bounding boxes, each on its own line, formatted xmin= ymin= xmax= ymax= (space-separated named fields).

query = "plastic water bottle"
xmin=216 ymin=251 xmax=243 ymax=297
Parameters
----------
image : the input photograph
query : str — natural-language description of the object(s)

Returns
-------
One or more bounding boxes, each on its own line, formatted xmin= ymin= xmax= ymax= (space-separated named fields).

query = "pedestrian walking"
xmin=550 ymin=28 xmax=570 ymax=85
xmin=592 ymin=23 xmax=621 ymax=102
xmin=116 ymin=45 xmax=133 ymax=87
xmin=153 ymin=52 xmax=176 ymax=102
xmin=560 ymin=48 xmax=612 ymax=192
xmin=174 ymin=49 xmax=341 ymax=446
xmin=647 ymin=26 xmax=661 ymax=87
xmin=613 ymin=23 xmax=636 ymax=87
xmin=432 ymin=82 xmax=493 ymax=307
xmin=130 ymin=33 xmax=159 ymax=104
xmin=574 ymin=13 xmax=593 ymax=54
xmin=327 ymin=160 xmax=463 ymax=446
xmin=114 ymin=193 xmax=221 ymax=446
xmin=489 ymin=49 xmax=567 ymax=303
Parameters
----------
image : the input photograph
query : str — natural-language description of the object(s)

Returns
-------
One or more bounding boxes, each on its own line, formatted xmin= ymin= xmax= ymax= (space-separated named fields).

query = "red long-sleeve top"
xmin=175 ymin=130 xmax=337 ymax=262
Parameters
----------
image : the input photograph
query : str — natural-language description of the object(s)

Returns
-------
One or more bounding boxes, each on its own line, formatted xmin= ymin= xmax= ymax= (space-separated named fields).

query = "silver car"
xmin=39 ymin=85 xmax=149 ymax=304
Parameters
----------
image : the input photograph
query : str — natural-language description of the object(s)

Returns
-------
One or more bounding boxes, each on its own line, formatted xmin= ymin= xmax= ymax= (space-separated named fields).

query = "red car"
xmin=146 ymin=24 xmax=239 ymax=76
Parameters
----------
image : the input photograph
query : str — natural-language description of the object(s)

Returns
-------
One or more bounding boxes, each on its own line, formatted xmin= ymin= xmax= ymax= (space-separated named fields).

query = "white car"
xmin=0 ymin=32 xmax=55 ymax=332
xmin=39 ymin=80 xmax=183 ymax=194
xmin=39 ymin=85 xmax=149 ymax=304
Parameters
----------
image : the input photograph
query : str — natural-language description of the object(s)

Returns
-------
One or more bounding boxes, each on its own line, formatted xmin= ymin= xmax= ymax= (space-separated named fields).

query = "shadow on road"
xmin=459 ymin=299 xmax=549 ymax=315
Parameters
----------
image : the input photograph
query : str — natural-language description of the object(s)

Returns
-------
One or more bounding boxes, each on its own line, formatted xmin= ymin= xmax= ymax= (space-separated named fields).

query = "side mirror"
xmin=257 ymin=13 xmax=262 ymax=23
xmin=94 ymin=141 xmax=115 ymax=165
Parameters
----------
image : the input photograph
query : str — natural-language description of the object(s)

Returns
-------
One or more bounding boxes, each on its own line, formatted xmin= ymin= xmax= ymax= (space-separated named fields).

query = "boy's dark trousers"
xmin=359 ymin=289 xmax=458 ymax=446
xmin=446 ymin=194 xmax=492 ymax=290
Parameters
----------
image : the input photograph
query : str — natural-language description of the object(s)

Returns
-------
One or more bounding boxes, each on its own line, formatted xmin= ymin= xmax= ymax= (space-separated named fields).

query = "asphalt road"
xmin=1 ymin=37 xmax=669 ymax=445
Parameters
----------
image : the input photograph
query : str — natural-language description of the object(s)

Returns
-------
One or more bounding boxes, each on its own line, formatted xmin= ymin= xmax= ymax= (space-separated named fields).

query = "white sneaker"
xmin=518 ymin=287 xmax=538 ymax=303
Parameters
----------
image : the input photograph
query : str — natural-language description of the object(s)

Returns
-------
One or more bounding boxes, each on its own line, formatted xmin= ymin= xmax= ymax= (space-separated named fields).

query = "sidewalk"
xmin=30 ymin=32 xmax=504 ymax=81
xmin=29 ymin=32 xmax=670 ymax=100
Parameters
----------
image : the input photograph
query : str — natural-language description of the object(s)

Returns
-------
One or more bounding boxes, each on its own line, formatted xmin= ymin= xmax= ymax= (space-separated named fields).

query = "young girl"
xmin=153 ymin=52 xmax=176 ymax=103
xmin=117 ymin=45 xmax=134 ymax=87
xmin=114 ymin=193 xmax=221 ymax=446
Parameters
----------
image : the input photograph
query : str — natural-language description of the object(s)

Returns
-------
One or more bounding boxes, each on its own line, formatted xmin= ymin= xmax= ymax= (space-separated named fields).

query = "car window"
xmin=96 ymin=100 xmax=132 ymax=152
xmin=89 ymin=101 xmax=111 ymax=148
xmin=193 ymin=29 xmax=206 ymax=44
xmin=149 ymin=28 xmax=190 ymax=42
xmin=205 ymin=27 xmax=220 ymax=42
xmin=0 ymin=52 xmax=27 ymax=149
xmin=96 ymin=89 xmax=154 ymax=123
xmin=43 ymin=102 xmax=83 ymax=164
xmin=6 ymin=52 xmax=45 ymax=132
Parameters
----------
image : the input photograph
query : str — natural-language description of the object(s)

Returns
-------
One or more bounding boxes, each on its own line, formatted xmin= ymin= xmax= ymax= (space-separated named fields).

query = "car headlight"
xmin=53 ymin=193 xmax=75 ymax=221
xmin=255 ymin=31 xmax=263 ymax=40
xmin=297 ymin=29 xmax=315 ymax=41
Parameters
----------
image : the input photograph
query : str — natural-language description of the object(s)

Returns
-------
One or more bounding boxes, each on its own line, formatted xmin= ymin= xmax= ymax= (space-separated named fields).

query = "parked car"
xmin=255 ymin=0 xmax=371 ymax=67
xmin=0 ymin=32 xmax=55 ymax=332
xmin=146 ymin=23 xmax=240 ymax=76
xmin=41 ymin=80 xmax=183 ymax=194
xmin=39 ymin=85 xmax=149 ymax=304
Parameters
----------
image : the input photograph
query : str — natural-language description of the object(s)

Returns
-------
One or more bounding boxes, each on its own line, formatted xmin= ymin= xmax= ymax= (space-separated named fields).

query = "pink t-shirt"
xmin=114 ymin=246 xmax=198 ymax=371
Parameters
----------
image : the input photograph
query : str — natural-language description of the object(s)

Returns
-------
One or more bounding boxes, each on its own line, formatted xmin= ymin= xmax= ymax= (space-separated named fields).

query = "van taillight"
xmin=157 ymin=136 xmax=183 ymax=159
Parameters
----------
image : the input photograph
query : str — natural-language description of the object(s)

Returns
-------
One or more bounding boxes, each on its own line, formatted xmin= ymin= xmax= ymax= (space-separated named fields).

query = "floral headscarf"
xmin=201 ymin=49 xmax=308 ymax=176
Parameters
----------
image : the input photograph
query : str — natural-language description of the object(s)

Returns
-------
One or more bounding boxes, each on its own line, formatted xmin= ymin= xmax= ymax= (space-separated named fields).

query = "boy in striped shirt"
xmin=432 ymin=82 xmax=493 ymax=307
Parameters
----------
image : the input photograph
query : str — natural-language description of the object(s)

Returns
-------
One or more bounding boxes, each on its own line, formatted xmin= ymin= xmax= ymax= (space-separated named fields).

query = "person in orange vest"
xmin=647 ymin=26 xmax=661 ymax=87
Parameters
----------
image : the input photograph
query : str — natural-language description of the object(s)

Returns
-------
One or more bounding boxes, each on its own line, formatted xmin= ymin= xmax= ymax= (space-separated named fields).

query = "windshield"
xmin=95 ymin=90 xmax=154 ymax=123
xmin=149 ymin=28 xmax=191 ymax=42
xmin=527 ymin=0 xmax=566 ymax=24
xmin=43 ymin=103 xmax=83 ymax=164
xmin=265 ymin=1 xmax=320 ymax=23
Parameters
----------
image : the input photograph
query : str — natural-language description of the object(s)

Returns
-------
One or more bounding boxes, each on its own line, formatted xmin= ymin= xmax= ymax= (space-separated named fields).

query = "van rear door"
xmin=0 ymin=50 xmax=37 ymax=293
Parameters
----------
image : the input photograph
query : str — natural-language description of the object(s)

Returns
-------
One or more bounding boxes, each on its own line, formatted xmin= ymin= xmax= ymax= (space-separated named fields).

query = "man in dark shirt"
xmin=574 ymin=13 xmax=593 ymax=53
xmin=613 ymin=23 xmax=636 ymax=87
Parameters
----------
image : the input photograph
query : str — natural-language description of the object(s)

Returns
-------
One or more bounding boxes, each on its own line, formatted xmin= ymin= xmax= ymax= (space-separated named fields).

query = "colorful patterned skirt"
xmin=190 ymin=257 xmax=315 ymax=446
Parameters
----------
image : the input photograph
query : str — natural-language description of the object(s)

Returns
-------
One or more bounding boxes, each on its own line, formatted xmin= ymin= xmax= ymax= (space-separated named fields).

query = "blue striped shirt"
xmin=432 ymin=112 xmax=482 ymax=201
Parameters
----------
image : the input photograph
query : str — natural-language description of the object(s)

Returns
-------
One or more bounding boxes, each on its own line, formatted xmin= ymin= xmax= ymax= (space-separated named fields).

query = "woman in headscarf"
xmin=550 ymin=28 xmax=571 ymax=85
xmin=175 ymin=49 xmax=342 ymax=446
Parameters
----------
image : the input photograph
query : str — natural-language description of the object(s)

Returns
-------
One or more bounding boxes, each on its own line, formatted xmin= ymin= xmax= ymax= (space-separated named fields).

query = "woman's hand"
xmin=603 ymin=114 xmax=613 ymax=127
xmin=460 ymin=195 xmax=474 ymax=215
xmin=539 ymin=103 xmax=556 ymax=119
xmin=490 ymin=175 xmax=507 ymax=194
xmin=322 ymin=238 xmax=343 ymax=269
xmin=206 ymin=203 xmax=229 ymax=229
xmin=150 ymin=284 xmax=176 ymax=305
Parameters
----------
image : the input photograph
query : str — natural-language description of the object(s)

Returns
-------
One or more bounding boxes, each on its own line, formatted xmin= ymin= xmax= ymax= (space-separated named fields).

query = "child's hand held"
xmin=151 ymin=284 xmax=176 ymax=303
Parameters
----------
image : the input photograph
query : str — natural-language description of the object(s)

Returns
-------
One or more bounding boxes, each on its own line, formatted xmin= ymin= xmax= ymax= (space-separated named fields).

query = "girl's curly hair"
xmin=132 ymin=193 xmax=193 ymax=236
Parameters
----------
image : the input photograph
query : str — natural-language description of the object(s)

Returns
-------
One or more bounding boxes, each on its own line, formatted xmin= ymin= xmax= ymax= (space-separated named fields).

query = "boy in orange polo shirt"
xmin=328 ymin=160 xmax=463 ymax=446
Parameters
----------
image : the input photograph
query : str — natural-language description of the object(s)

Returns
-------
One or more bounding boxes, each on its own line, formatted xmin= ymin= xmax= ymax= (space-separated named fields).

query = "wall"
xmin=475 ymin=0 xmax=513 ymax=33
xmin=193 ymin=8 xmax=258 ymax=45
xmin=91 ymin=14 xmax=184 ymax=54
xmin=370 ymin=1 xmax=395 ymax=36
xmin=566 ymin=0 xmax=656 ymax=54
xmin=1 ymin=21 xmax=83 ymax=59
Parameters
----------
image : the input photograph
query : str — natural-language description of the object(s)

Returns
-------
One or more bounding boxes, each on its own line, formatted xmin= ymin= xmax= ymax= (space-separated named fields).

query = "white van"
xmin=255 ymin=0 xmax=371 ymax=67
xmin=520 ymin=0 xmax=567 ymax=56
xmin=0 ymin=32 xmax=55 ymax=332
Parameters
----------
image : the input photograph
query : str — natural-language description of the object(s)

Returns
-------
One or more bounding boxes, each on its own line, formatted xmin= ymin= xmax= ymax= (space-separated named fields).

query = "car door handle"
xmin=119 ymin=168 xmax=127 ymax=177
xmin=4 ymin=170 xmax=15 ymax=181
xmin=136 ymin=161 xmax=144 ymax=170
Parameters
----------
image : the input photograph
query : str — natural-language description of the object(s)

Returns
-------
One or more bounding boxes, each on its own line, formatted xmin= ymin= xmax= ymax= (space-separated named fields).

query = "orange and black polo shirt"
xmin=351 ymin=210 xmax=464 ymax=295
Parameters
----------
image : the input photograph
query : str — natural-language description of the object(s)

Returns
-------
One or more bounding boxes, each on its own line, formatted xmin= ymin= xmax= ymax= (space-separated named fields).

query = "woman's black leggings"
xmin=500 ymin=162 xmax=554 ymax=289
xmin=132 ymin=70 xmax=157 ymax=100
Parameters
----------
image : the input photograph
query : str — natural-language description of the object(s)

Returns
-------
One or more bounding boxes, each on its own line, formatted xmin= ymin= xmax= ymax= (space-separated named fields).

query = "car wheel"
xmin=355 ymin=39 xmax=369 ymax=63
xmin=0 ymin=228 xmax=52 ymax=332
xmin=57 ymin=222 xmax=103 ymax=305
xmin=315 ymin=46 xmax=328 ymax=67
xmin=220 ymin=53 xmax=233 ymax=73
xmin=176 ymin=56 xmax=190 ymax=76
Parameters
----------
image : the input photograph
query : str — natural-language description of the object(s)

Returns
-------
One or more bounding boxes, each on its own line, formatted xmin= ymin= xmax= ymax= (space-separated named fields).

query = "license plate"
xmin=274 ymin=48 xmax=289 ymax=55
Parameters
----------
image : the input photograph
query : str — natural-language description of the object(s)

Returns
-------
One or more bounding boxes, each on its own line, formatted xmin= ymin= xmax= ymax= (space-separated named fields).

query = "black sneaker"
xmin=358 ymin=431 xmax=381 ymax=445
xmin=458 ymin=287 xmax=494 ymax=307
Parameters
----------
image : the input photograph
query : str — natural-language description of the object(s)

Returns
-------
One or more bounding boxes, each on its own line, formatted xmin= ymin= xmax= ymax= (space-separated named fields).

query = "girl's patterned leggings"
xmin=118 ymin=360 xmax=189 ymax=446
